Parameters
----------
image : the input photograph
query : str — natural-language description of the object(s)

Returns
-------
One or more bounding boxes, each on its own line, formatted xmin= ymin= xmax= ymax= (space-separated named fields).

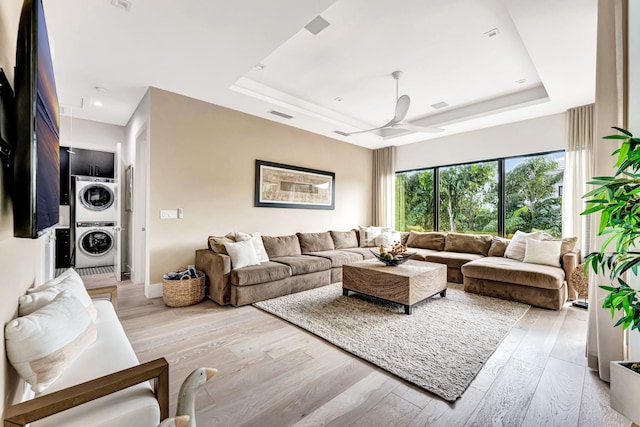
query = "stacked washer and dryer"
xmin=72 ymin=177 xmax=118 ymax=268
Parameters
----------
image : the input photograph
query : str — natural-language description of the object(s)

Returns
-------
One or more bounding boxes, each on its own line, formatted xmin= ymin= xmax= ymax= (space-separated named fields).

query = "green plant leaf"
xmin=612 ymin=126 xmax=633 ymax=136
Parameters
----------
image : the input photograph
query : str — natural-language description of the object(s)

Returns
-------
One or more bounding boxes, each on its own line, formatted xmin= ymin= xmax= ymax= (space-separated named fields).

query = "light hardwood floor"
xmin=84 ymin=274 xmax=629 ymax=427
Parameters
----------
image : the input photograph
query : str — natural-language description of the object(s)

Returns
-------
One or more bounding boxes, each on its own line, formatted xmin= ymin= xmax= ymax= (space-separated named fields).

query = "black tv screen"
xmin=14 ymin=0 xmax=60 ymax=238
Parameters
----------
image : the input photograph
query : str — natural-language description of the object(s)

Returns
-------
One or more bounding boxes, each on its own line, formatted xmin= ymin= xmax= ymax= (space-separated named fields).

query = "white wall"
xmin=59 ymin=116 xmax=124 ymax=152
xmin=396 ymin=112 xmax=566 ymax=171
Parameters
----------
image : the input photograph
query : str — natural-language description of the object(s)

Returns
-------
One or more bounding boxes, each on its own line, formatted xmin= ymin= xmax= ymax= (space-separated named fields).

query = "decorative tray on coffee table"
xmin=370 ymin=250 xmax=416 ymax=266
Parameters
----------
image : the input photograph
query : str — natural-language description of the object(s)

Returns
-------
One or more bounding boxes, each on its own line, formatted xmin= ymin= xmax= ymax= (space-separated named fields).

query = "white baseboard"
xmin=145 ymin=282 xmax=163 ymax=299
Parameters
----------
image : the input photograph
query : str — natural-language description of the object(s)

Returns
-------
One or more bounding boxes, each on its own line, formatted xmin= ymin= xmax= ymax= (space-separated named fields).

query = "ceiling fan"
xmin=343 ymin=71 xmax=445 ymax=136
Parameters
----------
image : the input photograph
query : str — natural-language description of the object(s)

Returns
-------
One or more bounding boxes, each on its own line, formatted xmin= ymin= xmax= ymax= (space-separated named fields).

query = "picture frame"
xmin=125 ymin=165 xmax=133 ymax=212
xmin=255 ymin=160 xmax=335 ymax=210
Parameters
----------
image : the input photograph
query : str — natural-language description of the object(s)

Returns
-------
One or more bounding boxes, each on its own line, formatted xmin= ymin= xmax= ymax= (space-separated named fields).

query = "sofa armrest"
xmin=87 ymin=285 xmax=118 ymax=311
xmin=196 ymin=249 xmax=231 ymax=305
xmin=4 ymin=357 xmax=169 ymax=427
xmin=562 ymin=249 xmax=581 ymax=301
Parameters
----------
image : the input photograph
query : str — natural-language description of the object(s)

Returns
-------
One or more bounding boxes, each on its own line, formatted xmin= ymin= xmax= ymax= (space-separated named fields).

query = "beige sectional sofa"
xmin=195 ymin=229 xmax=579 ymax=310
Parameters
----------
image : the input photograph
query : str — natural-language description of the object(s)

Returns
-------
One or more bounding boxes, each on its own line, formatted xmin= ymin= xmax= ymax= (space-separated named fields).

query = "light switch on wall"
xmin=160 ymin=210 xmax=178 ymax=219
xmin=178 ymin=208 xmax=183 ymax=218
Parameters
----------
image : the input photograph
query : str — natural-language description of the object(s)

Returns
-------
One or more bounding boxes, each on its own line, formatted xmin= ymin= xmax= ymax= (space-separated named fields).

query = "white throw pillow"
xmin=6 ymin=290 xmax=97 ymax=394
xmin=234 ymin=231 xmax=269 ymax=263
xmin=504 ymin=230 xmax=546 ymax=262
xmin=374 ymin=231 xmax=402 ymax=248
xmin=523 ymin=238 xmax=562 ymax=267
xmin=24 ymin=268 xmax=96 ymax=320
xmin=224 ymin=239 xmax=261 ymax=269
xmin=358 ymin=226 xmax=383 ymax=248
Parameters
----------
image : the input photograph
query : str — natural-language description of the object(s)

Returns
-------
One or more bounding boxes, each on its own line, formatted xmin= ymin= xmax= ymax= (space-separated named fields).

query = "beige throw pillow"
xmin=358 ymin=226 xmax=383 ymax=248
xmin=224 ymin=240 xmax=261 ymax=269
xmin=6 ymin=290 xmax=97 ymax=394
xmin=233 ymin=232 xmax=269 ymax=262
xmin=208 ymin=234 xmax=235 ymax=255
xmin=523 ymin=238 xmax=562 ymax=267
xmin=504 ymin=230 xmax=546 ymax=261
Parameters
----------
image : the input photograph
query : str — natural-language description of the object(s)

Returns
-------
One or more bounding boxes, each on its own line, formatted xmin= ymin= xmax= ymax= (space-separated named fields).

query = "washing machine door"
xmin=80 ymin=229 xmax=114 ymax=256
xmin=79 ymin=184 xmax=115 ymax=211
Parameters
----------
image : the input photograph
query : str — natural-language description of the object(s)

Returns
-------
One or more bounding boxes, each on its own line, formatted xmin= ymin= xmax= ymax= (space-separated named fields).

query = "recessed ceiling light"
xmin=484 ymin=28 xmax=500 ymax=38
xmin=304 ymin=16 xmax=330 ymax=35
xmin=93 ymin=101 xmax=103 ymax=107
xmin=334 ymin=97 xmax=342 ymax=102
xmin=255 ymin=63 xmax=266 ymax=71
xmin=95 ymin=86 xmax=108 ymax=93
xmin=333 ymin=130 xmax=350 ymax=137
xmin=111 ymin=0 xmax=132 ymax=12
xmin=515 ymin=78 xmax=527 ymax=84
xmin=431 ymin=101 xmax=449 ymax=109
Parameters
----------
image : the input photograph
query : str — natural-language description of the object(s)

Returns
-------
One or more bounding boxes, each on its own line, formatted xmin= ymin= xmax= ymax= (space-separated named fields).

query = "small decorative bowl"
xmin=370 ymin=250 xmax=416 ymax=266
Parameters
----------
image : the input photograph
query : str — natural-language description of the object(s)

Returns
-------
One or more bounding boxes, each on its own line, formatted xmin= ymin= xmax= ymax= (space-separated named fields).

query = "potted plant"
xmin=582 ymin=126 xmax=640 ymax=423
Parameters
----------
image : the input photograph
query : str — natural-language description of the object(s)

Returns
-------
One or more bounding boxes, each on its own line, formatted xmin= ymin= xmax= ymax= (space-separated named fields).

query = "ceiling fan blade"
xmin=394 ymin=95 xmax=410 ymax=121
xmin=399 ymin=121 xmax=445 ymax=133
xmin=344 ymin=116 xmax=402 ymax=135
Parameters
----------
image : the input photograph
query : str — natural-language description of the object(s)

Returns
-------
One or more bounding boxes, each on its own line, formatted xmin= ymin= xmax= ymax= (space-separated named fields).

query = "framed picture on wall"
xmin=255 ymin=160 xmax=335 ymax=210
xmin=125 ymin=165 xmax=133 ymax=212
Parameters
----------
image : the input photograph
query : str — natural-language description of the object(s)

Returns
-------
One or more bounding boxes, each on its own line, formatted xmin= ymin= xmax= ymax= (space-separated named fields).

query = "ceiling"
xmin=43 ymin=0 xmax=597 ymax=150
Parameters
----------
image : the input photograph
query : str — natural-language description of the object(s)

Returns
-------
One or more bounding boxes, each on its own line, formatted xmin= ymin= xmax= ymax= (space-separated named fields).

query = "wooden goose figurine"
xmin=176 ymin=367 xmax=218 ymax=427
xmin=158 ymin=415 xmax=190 ymax=427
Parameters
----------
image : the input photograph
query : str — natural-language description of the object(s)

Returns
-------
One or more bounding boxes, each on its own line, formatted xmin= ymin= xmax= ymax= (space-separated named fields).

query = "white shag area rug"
xmin=254 ymin=282 xmax=529 ymax=401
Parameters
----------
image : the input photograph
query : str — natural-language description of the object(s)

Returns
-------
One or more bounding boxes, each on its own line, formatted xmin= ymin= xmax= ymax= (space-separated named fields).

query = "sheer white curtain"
xmin=587 ymin=0 xmax=627 ymax=382
xmin=372 ymin=146 xmax=396 ymax=228
xmin=563 ymin=104 xmax=594 ymax=278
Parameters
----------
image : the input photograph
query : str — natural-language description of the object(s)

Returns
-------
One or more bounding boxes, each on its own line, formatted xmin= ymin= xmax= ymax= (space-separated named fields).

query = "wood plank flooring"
xmin=84 ymin=274 xmax=630 ymax=427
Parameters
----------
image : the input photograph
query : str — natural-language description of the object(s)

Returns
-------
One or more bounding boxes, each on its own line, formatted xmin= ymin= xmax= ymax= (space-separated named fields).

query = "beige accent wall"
xmin=0 ymin=0 xmax=49 ymax=414
xmin=146 ymin=88 xmax=372 ymax=285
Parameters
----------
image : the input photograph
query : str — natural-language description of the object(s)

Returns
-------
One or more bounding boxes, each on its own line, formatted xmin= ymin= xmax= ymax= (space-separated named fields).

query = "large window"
xmin=439 ymin=161 xmax=498 ymax=234
xmin=396 ymin=169 xmax=434 ymax=232
xmin=505 ymin=153 xmax=564 ymax=238
xmin=396 ymin=151 xmax=565 ymax=237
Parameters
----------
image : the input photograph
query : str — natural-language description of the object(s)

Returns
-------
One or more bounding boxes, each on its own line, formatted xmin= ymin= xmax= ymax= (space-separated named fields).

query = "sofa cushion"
xmin=374 ymin=230 xmax=402 ymax=247
xmin=330 ymin=230 xmax=359 ymax=249
xmin=231 ymin=262 xmax=292 ymax=286
xmin=406 ymin=231 xmax=446 ymax=251
xmin=444 ymin=233 xmax=493 ymax=256
xmin=424 ymin=251 xmax=484 ymax=269
xmin=338 ymin=247 xmax=377 ymax=260
xmin=33 ymin=299 xmax=160 ymax=427
xmin=270 ymin=256 xmax=331 ymax=276
xmin=262 ymin=234 xmax=302 ymax=258
xmin=407 ymin=248 xmax=439 ymax=261
xmin=224 ymin=240 xmax=261 ymax=269
xmin=488 ymin=236 xmax=510 ymax=257
xmin=462 ymin=256 xmax=565 ymax=290
xmin=306 ymin=250 xmax=364 ymax=268
xmin=6 ymin=290 xmax=97 ymax=394
xmin=504 ymin=230 xmax=547 ymax=261
xmin=208 ymin=234 xmax=235 ymax=255
xmin=297 ymin=232 xmax=335 ymax=253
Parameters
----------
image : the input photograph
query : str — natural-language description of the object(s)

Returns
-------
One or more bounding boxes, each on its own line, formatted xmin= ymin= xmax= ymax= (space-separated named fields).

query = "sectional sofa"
xmin=195 ymin=230 xmax=579 ymax=310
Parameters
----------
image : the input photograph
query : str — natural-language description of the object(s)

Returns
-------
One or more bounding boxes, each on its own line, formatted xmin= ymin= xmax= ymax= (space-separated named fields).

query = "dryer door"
xmin=79 ymin=184 xmax=115 ymax=211
xmin=79 ymin=229 xmax=114 ymax=256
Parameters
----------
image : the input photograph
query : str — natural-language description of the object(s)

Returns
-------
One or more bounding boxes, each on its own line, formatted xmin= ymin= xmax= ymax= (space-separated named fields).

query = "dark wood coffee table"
xmin=342 ymin=259 xmax=447 ymax=314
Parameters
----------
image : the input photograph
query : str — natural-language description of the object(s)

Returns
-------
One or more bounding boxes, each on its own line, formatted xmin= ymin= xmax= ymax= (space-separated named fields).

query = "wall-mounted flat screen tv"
xmin=14 ymin=0 xmax=60 ymax=238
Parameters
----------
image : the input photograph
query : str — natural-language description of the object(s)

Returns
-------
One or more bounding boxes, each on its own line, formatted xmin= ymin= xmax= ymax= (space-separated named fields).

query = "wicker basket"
xmin=162 ymin=271 xmax=205 ymax=307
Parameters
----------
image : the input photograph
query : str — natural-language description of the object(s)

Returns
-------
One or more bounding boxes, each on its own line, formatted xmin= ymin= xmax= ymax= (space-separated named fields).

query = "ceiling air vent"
xmin=269 ymin=110 xmax=293 ymax=119
xmin=431 ymin=101 xmax=449 ymax=109
xmin=305 ymin=16 xmax=330 ymax=35
xmin=484 ymin=28 xmax=500 ymax=38
xmin=111 ymin=0 xmax=132 ymax=12
xmin=333 ymin=130 xmax=350 ymax=137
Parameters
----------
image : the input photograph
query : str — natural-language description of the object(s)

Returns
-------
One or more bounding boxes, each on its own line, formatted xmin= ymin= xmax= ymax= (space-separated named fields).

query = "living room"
xmin=0 ymin=0 xmax=638 ymax=426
